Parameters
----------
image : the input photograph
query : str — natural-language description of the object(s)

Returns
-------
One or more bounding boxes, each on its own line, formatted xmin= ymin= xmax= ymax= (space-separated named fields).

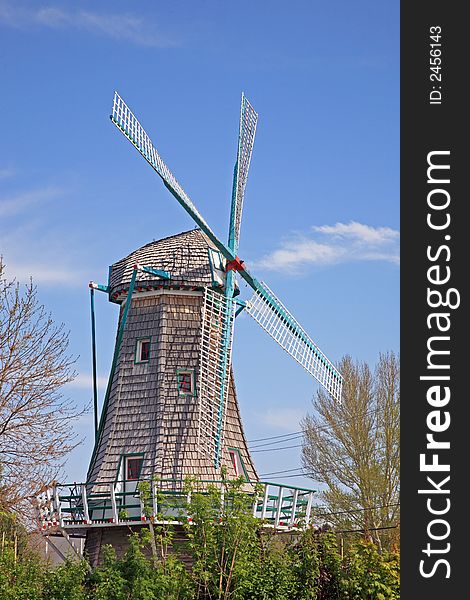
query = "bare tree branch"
xmin=0 ymin=259 xmax=86 ymax=521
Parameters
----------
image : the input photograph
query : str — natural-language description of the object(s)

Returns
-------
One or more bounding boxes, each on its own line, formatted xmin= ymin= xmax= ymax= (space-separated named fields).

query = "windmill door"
xmin=117 ymin=455 xmax=143 ymax=519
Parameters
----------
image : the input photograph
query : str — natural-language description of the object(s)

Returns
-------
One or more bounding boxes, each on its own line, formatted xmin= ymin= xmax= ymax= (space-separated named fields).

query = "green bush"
xmin=1 ymin=489 xmax=400 ymax=599
xmin=43 ymin=558 xmax=88 ymax=600
xmin=341 ymin=539 xmax=400 ymax=600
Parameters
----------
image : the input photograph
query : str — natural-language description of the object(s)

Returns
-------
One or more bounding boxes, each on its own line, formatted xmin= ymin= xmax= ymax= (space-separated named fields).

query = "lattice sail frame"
xmin=197 ymin=287 xmax=236 ymax=459
xmin=111 ymin=92 xmax=216 ymax=238
xmin=246 ymin=282 xmax=343 ymax=401
xmin=231 ymin=95 xmax=258 ymax=250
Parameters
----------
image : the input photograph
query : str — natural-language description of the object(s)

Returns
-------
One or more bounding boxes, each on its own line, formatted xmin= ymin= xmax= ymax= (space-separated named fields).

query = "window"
xmin=135 ymin=338 xmax=150 ymax=363
xmin=126 ymin=456 xmax=143 ymax=481
xmin=229 ymin=450 xmax=240 ymax=476
xmin=177 ymin=369 xmax=196 ymax=396
xmin=228 ymin=448 xmax=246 ymax=479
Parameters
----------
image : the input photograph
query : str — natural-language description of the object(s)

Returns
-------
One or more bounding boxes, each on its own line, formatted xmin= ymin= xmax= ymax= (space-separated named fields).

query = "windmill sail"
xmin=111 ymin=92 xmax=226 ymax=254
xmin=229 ymin=94 xmax=258 ymax=252
xmin=245 ymin=282 xmax=343 ymax=401
xmin=197 ymin=287 xmax=236 ymax=461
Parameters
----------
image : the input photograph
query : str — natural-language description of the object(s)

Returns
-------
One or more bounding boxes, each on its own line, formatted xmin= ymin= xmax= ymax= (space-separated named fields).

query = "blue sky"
xmin=0 ymin=0 xmax=399 ymax=489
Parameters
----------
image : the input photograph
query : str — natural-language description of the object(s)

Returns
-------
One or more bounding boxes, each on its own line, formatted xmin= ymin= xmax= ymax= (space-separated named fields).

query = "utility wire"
xmin=249 ymin=434 xmax=304 ymax=449
xmin=253 ymin=440 xmax=392 ymax=454
xmin=248 ymin=406 xmax=387 ymax=447
xmin=251 ymin=444 xmax=303 ymax=453
xmin=260 ymin=467 xmax=305 ymax=476
xmin=315 ymin=503 xmax=400 ymax=518
xmin=262 ymin=472 xmax=312 ymax=479
xmin=333 ymin=524 xmax=398 ymax=534
xmin=247 ymin=431 xmax=302 ymax=443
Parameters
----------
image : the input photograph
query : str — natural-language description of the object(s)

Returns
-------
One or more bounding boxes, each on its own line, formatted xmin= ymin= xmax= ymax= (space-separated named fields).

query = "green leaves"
xmin=0 ymin=485 xmax=399 ymax=599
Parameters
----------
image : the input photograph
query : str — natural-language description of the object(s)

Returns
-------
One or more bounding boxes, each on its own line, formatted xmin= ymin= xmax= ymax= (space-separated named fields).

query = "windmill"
xmin=36 ymin=92 xmax=343 ymax=565
xmin=108 ymin=92 xmax=343 ymax=471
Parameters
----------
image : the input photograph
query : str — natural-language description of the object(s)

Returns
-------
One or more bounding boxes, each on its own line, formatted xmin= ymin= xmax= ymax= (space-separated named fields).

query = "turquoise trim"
xmin=87 ymin=268 xmax=138 ymax=477
xmin=214 ymin=271 xmax=235 ymax=470
xmin=228 ymin=159 xmax=239 ymax=254
xmin=235 ymin=299 xmax=246 ymax=318
xmin=141 ymin=265 xmax=171 ymax=280
xmin=90 ymin=288 xmax=98 ymax=442
xmin=110 ymin=108 xmax=342 ymax=386
xmin=227 ymin=447 xmax=249 ymax=481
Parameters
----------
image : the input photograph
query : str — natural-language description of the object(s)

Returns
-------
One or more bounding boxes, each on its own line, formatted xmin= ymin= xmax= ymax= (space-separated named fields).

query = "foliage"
xmin=1 ymin=499 xmax=400 ymax=599
xmin=341 ymin=540 xmax=400 ymax=600
xmin=183 ymin=473 xmax=264 ymax=599
xmin=0 ymin=541 xmax=45 ymax=599
xmin=89 ymin=533 xmax=194 ymax=600
xmin=0 ymin=511 xmax=44 ymax=599
xmin=301 ymin=353 xmax=400 ymax=551
xmin=0 ymin=260 xmax=84 ymax=518
xmin=42 ymin=558 xmax=89 ymax=600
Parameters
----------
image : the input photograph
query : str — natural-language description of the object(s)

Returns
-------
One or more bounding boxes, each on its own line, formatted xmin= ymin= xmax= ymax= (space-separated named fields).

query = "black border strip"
xmin=401 ymin=3 xmax=466 ymax=596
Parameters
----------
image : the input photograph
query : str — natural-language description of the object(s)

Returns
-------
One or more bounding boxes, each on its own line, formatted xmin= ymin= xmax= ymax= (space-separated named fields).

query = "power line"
xmin=247 ymin=431 xmax=302 ymax=443
xmin=333 ymin=524 xmax=399 ymax=534
xmin=254 ymin=442 xmax=391 ymax=455
xmin=315 ymin=503 xmax=400 ymax=518
xmin=251 ymin=444 xmax=303 ymax=453
xmin=262 ymin=472 xmax=312 ymax=479
xmin=249 ymin=434 xmax=304 ymax=449
xmin=248 ymin=406 xmax=389 ymax=448
xmin=259 ymin=467 xmax=305 ymax=476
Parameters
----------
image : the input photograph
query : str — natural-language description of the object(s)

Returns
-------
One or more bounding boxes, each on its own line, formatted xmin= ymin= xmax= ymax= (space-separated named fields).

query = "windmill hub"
xmin=226 ymin=257 xmax=245 ymax=272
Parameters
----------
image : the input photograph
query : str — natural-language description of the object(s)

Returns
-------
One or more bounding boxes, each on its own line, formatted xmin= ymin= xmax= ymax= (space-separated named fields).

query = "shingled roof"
xmin=108 ymin=229 xmax=215 ymax=300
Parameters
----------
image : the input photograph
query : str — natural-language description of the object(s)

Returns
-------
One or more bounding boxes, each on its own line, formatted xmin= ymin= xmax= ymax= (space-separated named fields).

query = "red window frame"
xmin=126 ymin=457 xmax=143 ymax=481
xmin=229 ymin=450 xmax=239 ymax=476
xmin=177 ymin=370 xmax=194 ymax=396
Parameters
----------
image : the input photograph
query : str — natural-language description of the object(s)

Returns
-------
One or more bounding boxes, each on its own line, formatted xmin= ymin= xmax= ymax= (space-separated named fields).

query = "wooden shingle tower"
xmin=88 ymin=228 xmax=257 ymax=489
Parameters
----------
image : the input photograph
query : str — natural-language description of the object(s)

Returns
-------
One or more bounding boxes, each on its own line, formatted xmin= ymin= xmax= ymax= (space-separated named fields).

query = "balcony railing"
xmin=37 ymin=479 xmax=316 ymax=532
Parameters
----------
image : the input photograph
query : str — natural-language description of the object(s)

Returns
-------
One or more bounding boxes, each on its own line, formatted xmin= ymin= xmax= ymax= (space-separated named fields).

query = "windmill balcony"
xmin=36 ymin=479 xmax=317 ymax=534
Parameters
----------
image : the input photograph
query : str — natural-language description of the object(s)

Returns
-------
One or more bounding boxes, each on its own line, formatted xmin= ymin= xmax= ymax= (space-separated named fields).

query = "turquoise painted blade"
xmin=110 ymin=92 xmax=234 ymax=262
xmin=245 ymin=281 xmax=343 ymax=401
xmin=228 ymin=93 xmax=258 ymax=253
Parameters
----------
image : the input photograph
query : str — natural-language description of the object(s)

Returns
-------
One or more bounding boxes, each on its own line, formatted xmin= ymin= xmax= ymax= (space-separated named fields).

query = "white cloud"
xmin=3 ymin=261 xmax=87 ymax=286
xmin=67 ymin=373 xmax=109 ymax=390
xmin=257 ymin=407 xmax=305 ymax=431
xmin=0 ymin=2 xmax=179 ymax=47
xmin=1 ymin=183 xmax=91 ymax=287
xmin=254 ymin=221 xmax=399 ymax=273
xmin=0 ymin=186 xmax=62 ymax=218
xmin=313 ymin=221 xmax=399 ymax=245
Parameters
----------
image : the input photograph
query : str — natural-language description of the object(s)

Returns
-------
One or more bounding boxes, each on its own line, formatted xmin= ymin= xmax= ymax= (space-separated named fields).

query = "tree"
xmin=301 ymin=353 xmax=400 ymax=551
xmin=0 ymin=259 xmax=83 ymax=518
